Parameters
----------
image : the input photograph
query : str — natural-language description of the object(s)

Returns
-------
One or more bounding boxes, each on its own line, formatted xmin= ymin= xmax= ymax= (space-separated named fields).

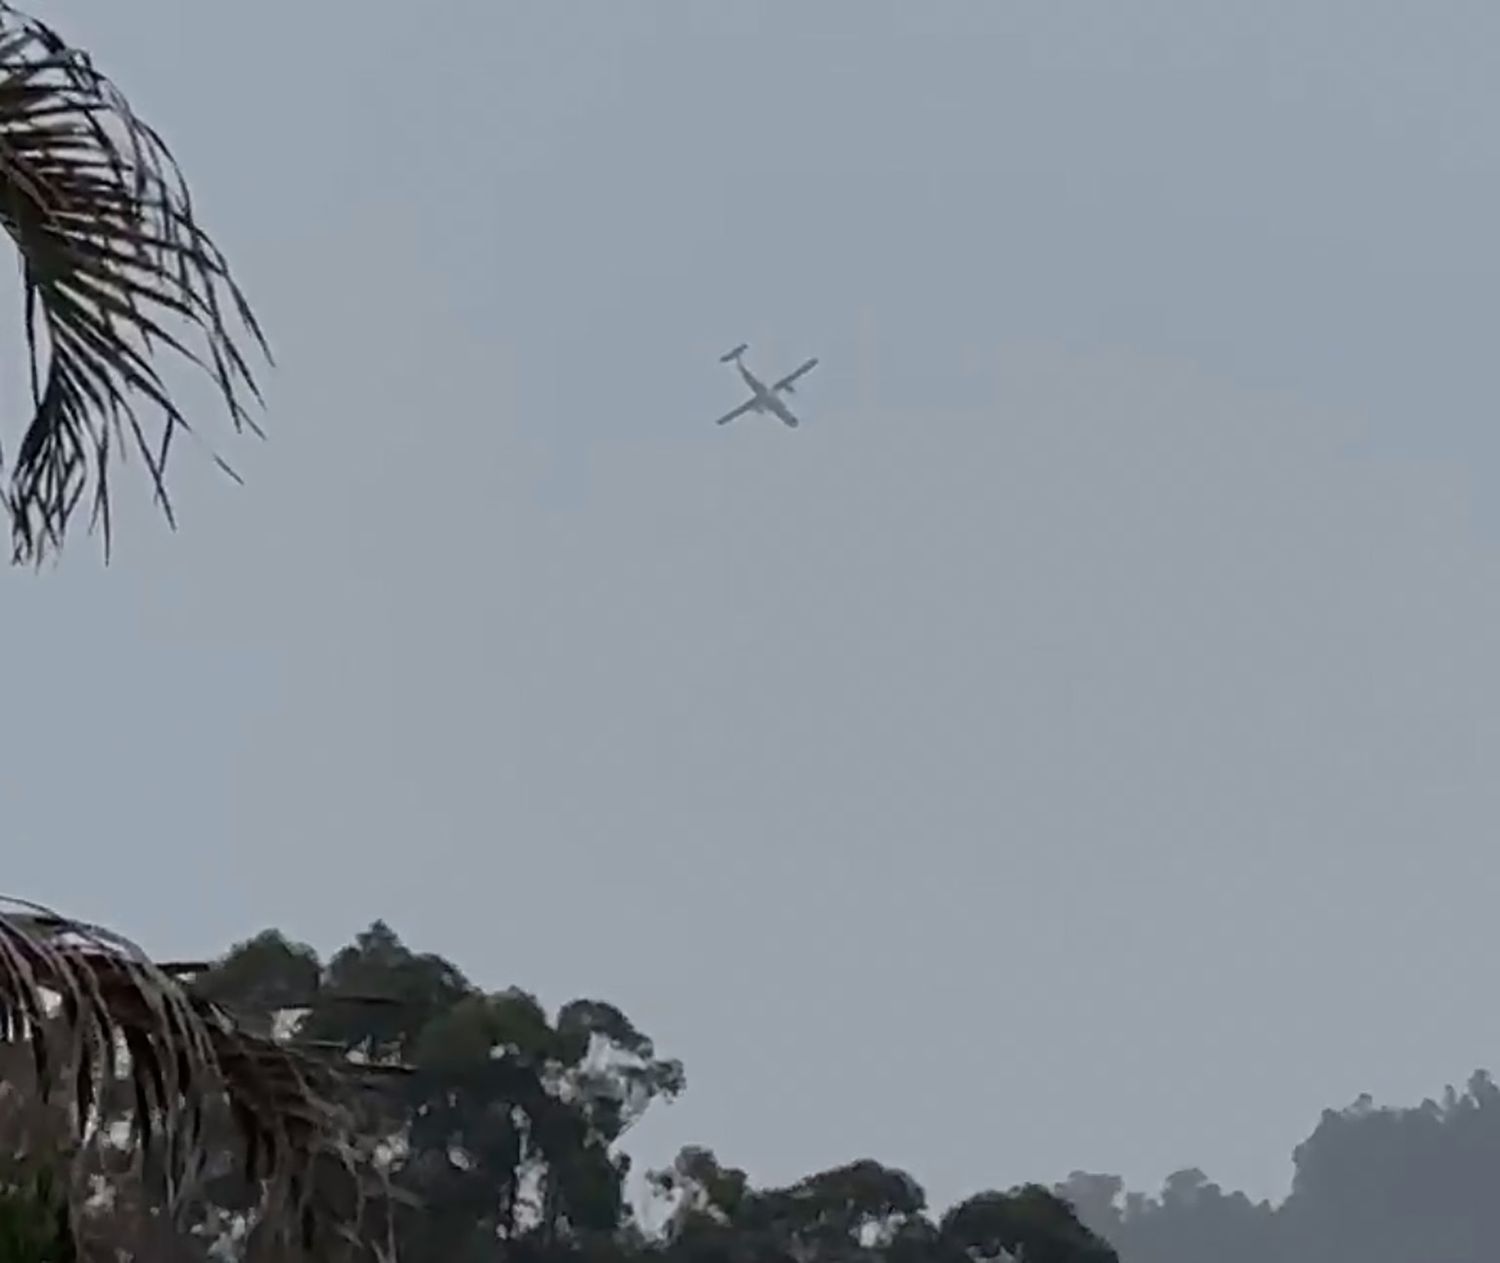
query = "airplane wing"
xmin=713 ymin=397 xmax=757 ymax=426
xmin=773 ymin=357 xmax=819 ymax=393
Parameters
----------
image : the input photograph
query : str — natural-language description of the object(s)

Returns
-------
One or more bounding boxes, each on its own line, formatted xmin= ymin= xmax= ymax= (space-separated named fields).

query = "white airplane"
xmin=712 ymin=343 xmax=819 ymax=428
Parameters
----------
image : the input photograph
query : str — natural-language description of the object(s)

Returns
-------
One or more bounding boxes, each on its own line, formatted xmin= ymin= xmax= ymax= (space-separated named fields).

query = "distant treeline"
xmin=131 ymin=920 xmax=1500 ymax=1261
xmin=1063 ymin=1069 xmax=1500 ymax=1263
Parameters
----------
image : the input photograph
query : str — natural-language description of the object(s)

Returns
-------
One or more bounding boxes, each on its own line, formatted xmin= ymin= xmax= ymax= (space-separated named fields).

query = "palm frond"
xmin=0 ymin=895 xmax=394 ymax=1258
xmin=0 ymin=3 xmax=268 ymax=563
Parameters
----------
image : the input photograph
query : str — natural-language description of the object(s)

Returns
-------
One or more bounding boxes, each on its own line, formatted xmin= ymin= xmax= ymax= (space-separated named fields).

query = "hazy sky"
xmin=11 ymin=0 xmax=1500 ymax=1211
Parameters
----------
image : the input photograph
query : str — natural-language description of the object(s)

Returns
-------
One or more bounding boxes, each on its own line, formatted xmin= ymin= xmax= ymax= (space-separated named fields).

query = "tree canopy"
xmin=171 ymin=921 xmax=1119 ymax=1263
xmin=184 ymin=919 xmax=1500 ymax=1263
xmin=0 ymin=899 xmax=399 ymax=1261
xmin=17 ymin=908 xmax=1500 ymax=1262
xmin=1061 ymin=1072 xmax=1500 ymax=1263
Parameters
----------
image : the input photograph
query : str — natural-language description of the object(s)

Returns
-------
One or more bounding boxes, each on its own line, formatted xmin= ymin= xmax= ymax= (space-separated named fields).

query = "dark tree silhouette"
xmin=191 ymin=921 xmax=1119 ymax=1263
xmin=1060 ymin=1072 xmax=1500 ymax=1263
xmin=0 ymin=899 xmax=395 ymax=1260
xmin=0 ymin=4 xmax=268 ymax=562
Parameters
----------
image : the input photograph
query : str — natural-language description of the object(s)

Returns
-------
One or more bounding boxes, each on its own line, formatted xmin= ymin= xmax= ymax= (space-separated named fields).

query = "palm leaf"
xmin=0 ymin=895 xmax=395 ymax=1258
xmin=0 ymin=4 xmax=268 ymax=563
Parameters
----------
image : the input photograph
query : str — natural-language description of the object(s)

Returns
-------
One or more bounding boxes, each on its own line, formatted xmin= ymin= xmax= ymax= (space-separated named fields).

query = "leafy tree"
xmin=1055 ymin=1072 xmax=1500 ymax=1263
xmin=657 ymin=1154 xmax=928 ymax=1262
xmin=0 ymin=3 xmax=267 ymax=563
xmin=1276 ymin=1072 xmax=1500 ymax=1263
xmin=1058 ymin=1167 xmax=1275 ymax=1263
xmin=647 ymin=1146 xmax=756 ymax=1261
xmin=199 ymin=922 xmax=1123 ymax=1263
xmin=0 ymin=1167 xmax=72 ymax=1262
xmin=648 ymin=1149 xmax=1117 ymax=1263
xmin=937 ymin=1184 xmax=1119 ymax=1263
xmin=0 ymin=898 xmax=392 ymax=1260
xmin=190 ymin=929 xmax=321 ymax=1038
xmin=301 ymin=920 xmax=471 ymax=1063
xmin=201 ymin=922 xmax=687 ymax=1262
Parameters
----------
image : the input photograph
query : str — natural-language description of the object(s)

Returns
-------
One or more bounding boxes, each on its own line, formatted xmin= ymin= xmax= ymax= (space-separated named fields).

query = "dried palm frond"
xmin=0 ymin=896 xmax=396 ymax=1259
xmin=0 ymin=3 xmax=268 ymax=563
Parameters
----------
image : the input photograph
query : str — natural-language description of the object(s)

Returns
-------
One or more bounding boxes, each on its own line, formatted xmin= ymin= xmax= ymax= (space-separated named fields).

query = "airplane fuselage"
xmin=734 ymin=361 xmax=799 ymax=426
xmin=736 ymin=361 xmax=769 ymax=400
xmin=712 ymin=344 xmax=815 ymax=428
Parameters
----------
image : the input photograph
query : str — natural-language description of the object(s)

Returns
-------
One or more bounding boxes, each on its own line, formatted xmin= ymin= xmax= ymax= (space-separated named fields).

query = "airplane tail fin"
xmin=719 ymin=342 xmax=749 ymax=363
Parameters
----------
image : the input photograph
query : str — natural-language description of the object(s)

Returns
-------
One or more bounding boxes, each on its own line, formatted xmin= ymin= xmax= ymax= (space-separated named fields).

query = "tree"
xmin=935 ymin=1185 xmax=1119 ymax=1263
xmin=0 ymin=898 xmax=395 ymax=1260
xmin=1275 ymin=1073 xmax=1500 ymax=1263
xmin=648 ymin=1150 xmax=1119 ymax=1263
xmin=202 ymin=922 xmax=687 ymax=1262
xmin=651 ymin=1152 xmax=930 ymax=1262
xmin=1050 ymin=1071 xmax=1500 ymax=1263
xmin=300 ymin=920 xmax=472 ymax=1064
xmin=0 ymin=3 xmax=267 ymax=563
xmin=1058 ymin=1168 xmax=1275 ymax=1263
xmin=0 ymin=1167 xmax=72 ymax=1263
xmin=195 ymin=920 xmax=1126 ymax=1263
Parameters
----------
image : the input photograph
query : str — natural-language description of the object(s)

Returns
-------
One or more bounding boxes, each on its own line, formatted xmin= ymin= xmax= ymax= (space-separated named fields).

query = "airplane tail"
xmin=719 ymin=342 xmax=749 ymax=363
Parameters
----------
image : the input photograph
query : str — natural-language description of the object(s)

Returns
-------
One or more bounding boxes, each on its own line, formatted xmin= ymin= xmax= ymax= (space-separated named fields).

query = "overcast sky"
xmin=11 ymin=0 xmax=1500 ymax=1211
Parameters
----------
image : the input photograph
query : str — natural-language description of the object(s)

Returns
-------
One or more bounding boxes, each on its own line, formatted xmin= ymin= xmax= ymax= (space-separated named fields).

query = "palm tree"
xmin=0 ymin=896 xmax=396 ymax=1260
xmin=0 ymin=11 xmax=377 ymax=1255
xmin=0 ymin=9 xmax=384 ymax=1252
xmin=0 ymin=2 xmax=267 ymax=563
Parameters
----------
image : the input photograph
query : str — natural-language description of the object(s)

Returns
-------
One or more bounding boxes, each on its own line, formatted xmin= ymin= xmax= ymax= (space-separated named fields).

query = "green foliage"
xmin=301 ymin=920 xmax=471 ymax=1062
xmin=187 ymin=921 xmax=1116 ymax=1263
xmin=0 ymin=899 xmax=394 ymax=1261
xmin=0 ymin=1169 xmax=72 ymax=1263
xmin=1061 ymin=1071 xmax=1500 ymax=1263
xmin=939 ymin=1184 xmax=1117 ymax=1263
xmin=192 ymin=928 xmax=321 ymax=1036
xmin=44 ymin=910 xmax=1500 ymax=1262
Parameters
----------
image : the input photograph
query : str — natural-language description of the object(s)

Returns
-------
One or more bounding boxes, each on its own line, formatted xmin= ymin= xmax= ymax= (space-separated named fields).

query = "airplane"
xmin=712 ymin=343 xmax=819 ymax=428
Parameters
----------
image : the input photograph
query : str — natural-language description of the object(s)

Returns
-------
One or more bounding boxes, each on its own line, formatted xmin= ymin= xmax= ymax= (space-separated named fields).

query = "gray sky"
xmin=12 ymin=0 xmax=1500 ymax=1211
